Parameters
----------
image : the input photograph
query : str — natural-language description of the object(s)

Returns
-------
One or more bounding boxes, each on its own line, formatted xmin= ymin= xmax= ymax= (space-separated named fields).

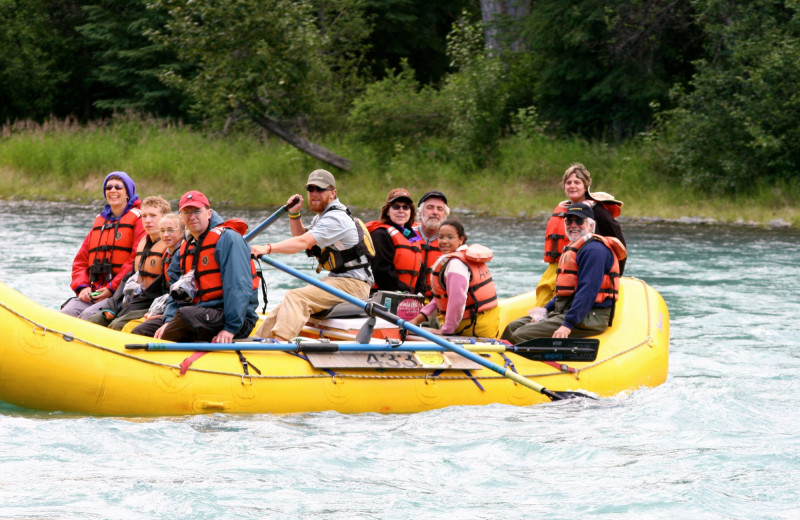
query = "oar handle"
xmin=259 ymin=255 xmax=580 ymax=400
xmin=245 ymin=196 xmax=302 ymax=243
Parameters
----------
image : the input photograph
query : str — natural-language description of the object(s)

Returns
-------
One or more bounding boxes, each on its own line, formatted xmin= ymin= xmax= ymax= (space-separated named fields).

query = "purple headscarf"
xmin=100 ymin=171 xmax=139 ymax=219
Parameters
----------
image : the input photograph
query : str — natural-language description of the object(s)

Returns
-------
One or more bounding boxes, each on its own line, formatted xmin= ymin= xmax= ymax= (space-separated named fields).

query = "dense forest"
xmin=1 ymin=0 xmax=799 ymax=194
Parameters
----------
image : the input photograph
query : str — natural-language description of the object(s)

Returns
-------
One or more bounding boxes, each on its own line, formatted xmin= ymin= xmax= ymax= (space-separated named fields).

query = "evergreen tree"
xmin=77 ymin=0 xmax=189 ymax=119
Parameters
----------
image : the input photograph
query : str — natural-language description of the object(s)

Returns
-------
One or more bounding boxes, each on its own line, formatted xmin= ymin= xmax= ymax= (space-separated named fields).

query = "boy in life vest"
xmin=86 ymin=196 xmax=171 ymax=330
xmin=502 ymin=202 xmax=626 ymax=343
xmin=251 ymin=169 xmax=374 ymax=341
xmin=61 ymin=171 xmax=145 ymax=318
xmin=152 ymin=191 xmax=259 ymax=343
xmin=409 ymin=219 xmax=499 ymax=338
xmin=130 ymin=212 xmax=185 ymax=336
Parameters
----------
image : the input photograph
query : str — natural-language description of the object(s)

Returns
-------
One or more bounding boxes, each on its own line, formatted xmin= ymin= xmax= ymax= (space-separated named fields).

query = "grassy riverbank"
xmin=1 ymin=117 xmax=797 ymax=227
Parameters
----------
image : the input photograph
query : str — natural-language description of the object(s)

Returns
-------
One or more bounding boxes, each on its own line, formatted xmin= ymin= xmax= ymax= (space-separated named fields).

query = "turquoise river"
xmin=0 ymin=201 xmax=798 ymax=519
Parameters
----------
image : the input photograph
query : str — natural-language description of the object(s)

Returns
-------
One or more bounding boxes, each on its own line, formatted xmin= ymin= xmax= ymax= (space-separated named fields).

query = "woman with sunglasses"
xmin=365 ymin=188 xmax=423 ymax=293
xmin=535 ymin=163 xmax=626 ymax=307
xmin=61 ymin=171 xmax=145 ymax=318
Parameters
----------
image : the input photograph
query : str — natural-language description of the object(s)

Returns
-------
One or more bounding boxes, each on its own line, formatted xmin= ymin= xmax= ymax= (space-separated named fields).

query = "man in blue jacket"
xmin=502 ymin=202 xmax=626 ymax=343
xmin=150 ymin=190 xmax=258 ymax=343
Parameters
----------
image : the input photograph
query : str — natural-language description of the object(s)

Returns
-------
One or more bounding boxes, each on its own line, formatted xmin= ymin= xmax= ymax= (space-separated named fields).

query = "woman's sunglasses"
xmin=391 ymin=203 xmax=410 ymax=211
xmin=105 ymin=184 xmax=125 ymax=191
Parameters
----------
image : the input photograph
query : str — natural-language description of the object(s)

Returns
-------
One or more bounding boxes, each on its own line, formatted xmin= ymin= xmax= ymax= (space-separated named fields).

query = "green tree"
xmin=153 ymin=0 xmax=371 ymax=169
xmin=0 ymin=0 xmax=89 ymax=121
xmin=662 ymin=0 xmax=800 ymax=192
xmin=441 ymin=12 xmax=508 ymax=166
xmin=362 ymin=0 xmax=477 ymax=85
xmin=76 ymin=0 xmax=188 ymax=119
xmin=509 ymin=0 xmax=702 ymax=139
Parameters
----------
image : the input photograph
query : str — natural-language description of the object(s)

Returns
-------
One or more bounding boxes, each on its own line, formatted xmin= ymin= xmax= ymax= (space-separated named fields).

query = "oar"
xmin=259 ymin=255 xmax=594 ymax=401
xmin=125 ymin=339 xmax=596 ymax=361
xmin=125 ymin=341 xmax=514 ymax=352
xmin=244 ymin=195 xmax=301 ymax=242
xmin=125 ymin=341 xmax=510 ymax=353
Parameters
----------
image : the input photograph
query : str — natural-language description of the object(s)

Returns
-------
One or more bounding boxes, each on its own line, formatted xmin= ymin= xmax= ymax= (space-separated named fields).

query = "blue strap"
xmin=499 ymin=352 xmax=518 ymax=374
xmin=288 ymin=351 xmax=336 ymax=377
xmin=462 ymin=370 xmax=485 ymax=391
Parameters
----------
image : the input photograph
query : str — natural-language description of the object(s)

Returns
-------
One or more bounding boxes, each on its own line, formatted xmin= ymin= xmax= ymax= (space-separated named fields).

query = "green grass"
xmin=0 ymin=116 xmax=796 ymax=227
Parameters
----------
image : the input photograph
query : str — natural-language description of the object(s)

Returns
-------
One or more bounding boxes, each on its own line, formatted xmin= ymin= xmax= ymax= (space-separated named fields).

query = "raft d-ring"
xmin=424 ymin=373 xmax=438 ymax=385
xmin=647 ymin=335 xmax=655 ymax=348
xmin=32 ymin=324 xmax=47 ymax=336
xmin=241 ymin=374 xmax=253 ymax=386
xmin=331 ymin=373 xmax=343 ymax=385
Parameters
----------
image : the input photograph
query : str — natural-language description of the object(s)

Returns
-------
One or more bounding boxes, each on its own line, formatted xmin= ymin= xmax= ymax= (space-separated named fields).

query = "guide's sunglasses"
xmin=565 ymin=216 xmax=585 ymax=226
xmin=306 ymin=185 xmax=332 ymax=193
xmin=105 ymin=184 xmax=125 ymax=191
xmin=391 ymin=203 xmax=410 ymax=211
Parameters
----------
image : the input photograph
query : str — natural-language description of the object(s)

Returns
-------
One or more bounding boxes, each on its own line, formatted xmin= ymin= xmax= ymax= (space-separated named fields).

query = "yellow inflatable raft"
xmin=0 ymin=278 xmax=669 ymax=415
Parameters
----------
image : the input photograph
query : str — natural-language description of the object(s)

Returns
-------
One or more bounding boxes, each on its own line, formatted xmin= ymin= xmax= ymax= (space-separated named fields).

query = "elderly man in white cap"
xmin=412 ymin=190 xmax=450 ymax=298
xmin=251 ymin=169 xmax=373 ymax=341
xmin=502 ymin=202 xmax=627 ymax=343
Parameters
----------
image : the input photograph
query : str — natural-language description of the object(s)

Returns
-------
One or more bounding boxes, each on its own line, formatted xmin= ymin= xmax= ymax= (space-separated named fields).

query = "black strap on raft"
xmin=236 ymin=350 xmax=261 ymax=376
xmin=253 ymin=256 xmax=268 ymax=313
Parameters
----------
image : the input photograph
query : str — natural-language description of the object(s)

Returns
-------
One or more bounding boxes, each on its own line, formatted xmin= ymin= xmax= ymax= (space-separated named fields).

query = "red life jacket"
xmin=179 ymin=220 xmax=258 ymax=303
xmin=134 ymin=236 xmax=166 ymax=288
xmin=161 ymin=240 xmax=182 ymax=286
xmin=412 ymin=223 xmax=442 ymax=298
xmin=86 ymin=208 xmax=142 ymax=290
xmin=366 ymin=222 xmax=423 ymax=290
xmin=555 ymin=234 xmax=627 ymax=303
xmin=430 ymin=246 xmax=498 ymax=319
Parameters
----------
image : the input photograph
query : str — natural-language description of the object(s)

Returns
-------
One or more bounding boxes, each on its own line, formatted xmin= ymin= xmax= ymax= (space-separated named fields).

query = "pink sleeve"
xmin=420 ymin=300 xmax=437 ymax=318
xmin=441 ymin=270 xmax=469 ymax=334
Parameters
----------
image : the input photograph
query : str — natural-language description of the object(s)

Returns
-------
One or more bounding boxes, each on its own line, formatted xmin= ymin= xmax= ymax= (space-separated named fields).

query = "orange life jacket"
xmin=412 ymin=223 xmax=442 ymax=298
xmin=134 ymin=236 xmax=166 ymax=288
xmin=86 ymin=208 xmax=142 ymax=289
xmin=430 ymin=246 xmax=498 ymax=319
xmin=179 ymin=220 xmax=258 ymax=304
xmin=366 ymin=222 xmax=423 ymax=290
xmin=543 ymin=201 xmax=571 ymax=263
xmin=555 ymin=234 xmax=627 ymax=303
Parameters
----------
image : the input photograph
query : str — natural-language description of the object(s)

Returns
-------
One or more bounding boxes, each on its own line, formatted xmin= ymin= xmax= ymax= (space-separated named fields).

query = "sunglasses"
xmin=565 ymin=216 xmax=585 ymax=225
xmin=391 ymin=203 xmax=410 ymax=211
xmin=306 ymin=185 xmax=331 ymax=193
xmin=105 ymin=184 xmax=125 ymax=191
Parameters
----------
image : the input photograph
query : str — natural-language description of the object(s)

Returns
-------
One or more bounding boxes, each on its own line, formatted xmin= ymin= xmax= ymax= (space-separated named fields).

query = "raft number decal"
xmin=366 ymin=352 xmax=419 ymax=368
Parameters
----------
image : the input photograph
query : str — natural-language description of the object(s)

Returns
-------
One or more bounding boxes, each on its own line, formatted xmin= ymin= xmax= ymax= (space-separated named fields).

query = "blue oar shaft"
xmin=259 ymin=255 xmax=553 ymax=396
xmin=138 ymin=342 xmax=506 ymax=353
xmin=245 ymin=196 xmax=301 ymax=243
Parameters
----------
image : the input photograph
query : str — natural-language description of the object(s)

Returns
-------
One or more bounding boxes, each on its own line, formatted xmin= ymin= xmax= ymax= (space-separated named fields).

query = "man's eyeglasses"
xmin=180 ymin=208 xmax=204 ymax=217
xmin=306 ymin=185 xmax=331 ymax=193
xmin=565 ymin=216 xmax=585 ymax=226
xmin=391 ymin=203 xmax=410 ymax=211
xmin=105 ymin=184 xmax=125 ymax=191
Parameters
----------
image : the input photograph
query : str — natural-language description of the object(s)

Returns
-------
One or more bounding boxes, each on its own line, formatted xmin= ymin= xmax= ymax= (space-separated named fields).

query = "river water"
xmin=0 ymin=200 xmax=798 ymax=519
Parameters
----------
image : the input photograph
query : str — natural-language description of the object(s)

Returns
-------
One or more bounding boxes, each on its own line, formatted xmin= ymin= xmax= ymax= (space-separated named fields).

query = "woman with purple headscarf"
xmin=61 ymin=171 xmax=146 ymax=318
